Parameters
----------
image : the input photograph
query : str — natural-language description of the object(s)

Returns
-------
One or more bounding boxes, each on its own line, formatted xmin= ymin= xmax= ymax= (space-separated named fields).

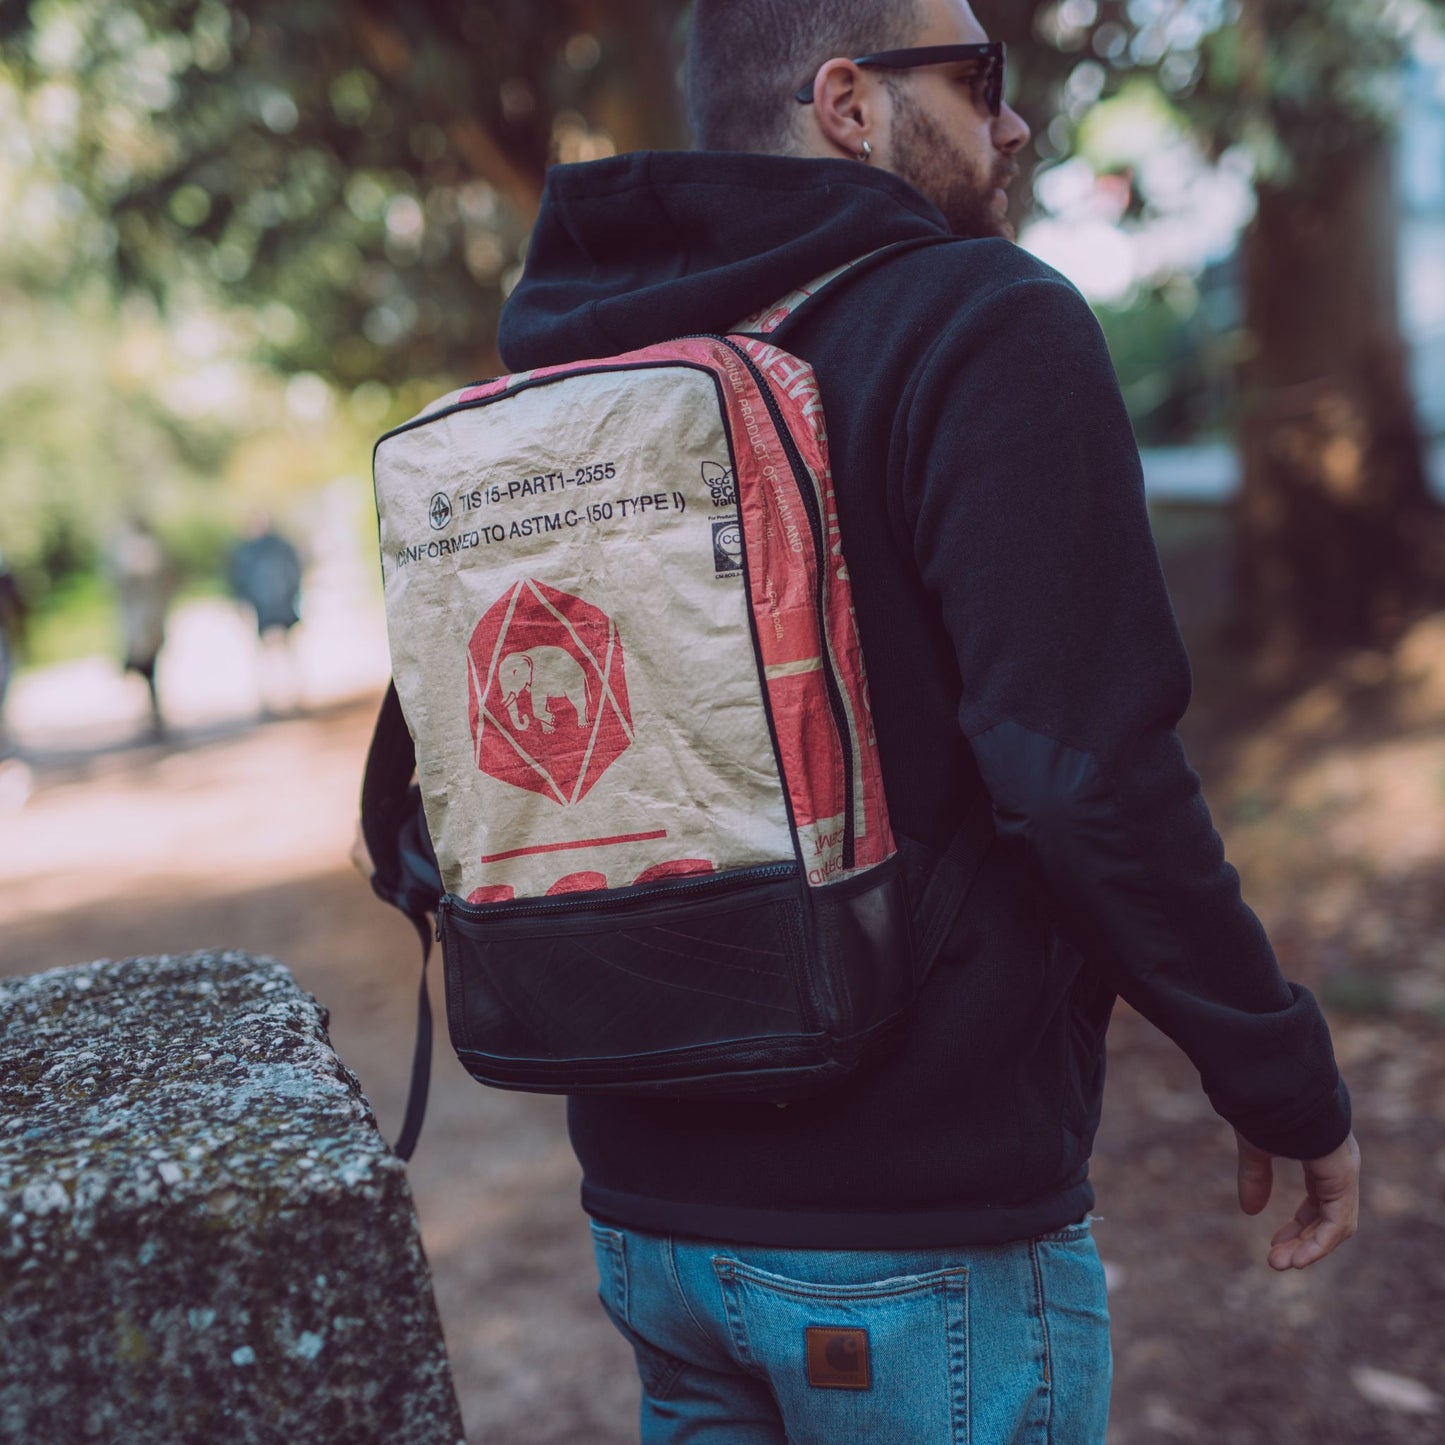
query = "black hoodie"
xmin=498 ymin=151 xmax=1351 ymax=1249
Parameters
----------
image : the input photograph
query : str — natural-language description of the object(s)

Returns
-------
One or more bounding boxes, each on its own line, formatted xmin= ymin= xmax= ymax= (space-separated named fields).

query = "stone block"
xmin=0 ymin=951 xmax=465 ymax=1445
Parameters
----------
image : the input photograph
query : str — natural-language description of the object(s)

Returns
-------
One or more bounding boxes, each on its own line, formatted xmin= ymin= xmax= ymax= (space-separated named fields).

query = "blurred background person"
xmin=228 ymin=512 xmax=305 ymax=718
xmin=108 ymin=515 xmax=175 ymax=739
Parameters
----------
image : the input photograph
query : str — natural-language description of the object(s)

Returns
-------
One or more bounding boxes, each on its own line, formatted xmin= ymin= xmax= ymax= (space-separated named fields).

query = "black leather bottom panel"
xmin=440 ymin=860 xmax=913 ymax=1097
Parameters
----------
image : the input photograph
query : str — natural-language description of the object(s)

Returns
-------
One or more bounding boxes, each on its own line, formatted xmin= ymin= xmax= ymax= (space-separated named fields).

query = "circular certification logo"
xmin=428 ymin=492 xmax=453 ymax=531
xmin=711 ymin=520 xmax=743 ymax=575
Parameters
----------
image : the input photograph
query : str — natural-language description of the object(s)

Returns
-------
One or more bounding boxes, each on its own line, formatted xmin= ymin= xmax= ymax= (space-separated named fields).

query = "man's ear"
xmin=805 ymin=59 xmax=878 ymax=160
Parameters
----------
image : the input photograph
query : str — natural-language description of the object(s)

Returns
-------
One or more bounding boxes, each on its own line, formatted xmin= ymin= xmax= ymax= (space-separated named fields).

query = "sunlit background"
xmin=1 ymin=0 xmax=1441 ymax=722
xmin=2 ymin=4 xmax=1444 ymax=1443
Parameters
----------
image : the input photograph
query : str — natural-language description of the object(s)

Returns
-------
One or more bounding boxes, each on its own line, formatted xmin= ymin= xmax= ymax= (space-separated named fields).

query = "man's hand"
xmin=1236 ymin=1129 xmax=1360 ymax=1270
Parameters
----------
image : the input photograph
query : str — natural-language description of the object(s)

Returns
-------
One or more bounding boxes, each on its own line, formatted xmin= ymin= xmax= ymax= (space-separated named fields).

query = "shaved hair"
xmin=686 ymin=0 xmax=921 ymax=154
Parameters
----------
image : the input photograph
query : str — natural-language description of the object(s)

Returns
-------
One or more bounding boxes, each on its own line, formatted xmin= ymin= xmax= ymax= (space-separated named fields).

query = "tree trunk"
xmin=1233 ymin=130 xmax=1439 ymax=656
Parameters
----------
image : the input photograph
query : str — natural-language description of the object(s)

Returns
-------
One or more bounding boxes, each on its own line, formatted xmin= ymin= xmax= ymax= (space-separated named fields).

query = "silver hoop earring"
xmin=859 ymin=139 xmax=872 ymax=162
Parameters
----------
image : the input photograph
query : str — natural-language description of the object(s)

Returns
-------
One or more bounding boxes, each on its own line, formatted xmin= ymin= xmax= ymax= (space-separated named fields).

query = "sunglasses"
xmin=794 ymin=41 xmax=1006 ymax=116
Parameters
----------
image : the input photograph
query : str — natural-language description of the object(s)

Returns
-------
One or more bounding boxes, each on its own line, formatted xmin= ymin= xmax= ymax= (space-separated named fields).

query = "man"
xmin=228 ymin=512 xmax=304 ymax=718
xmin=495 ymin=1 xmax=1360 ymax=1439
xmin=108 ymin=514 xmax=174 ymax=738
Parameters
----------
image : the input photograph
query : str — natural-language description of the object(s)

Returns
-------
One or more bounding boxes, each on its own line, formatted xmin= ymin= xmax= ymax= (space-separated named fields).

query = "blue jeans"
xmin=590 ymin=1218 xmax=1112 ymax=1445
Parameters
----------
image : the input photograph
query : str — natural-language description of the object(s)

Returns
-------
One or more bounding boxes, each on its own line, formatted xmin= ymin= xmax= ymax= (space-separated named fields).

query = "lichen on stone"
xmin=0 ymin=951 xmax=464 ymax=1444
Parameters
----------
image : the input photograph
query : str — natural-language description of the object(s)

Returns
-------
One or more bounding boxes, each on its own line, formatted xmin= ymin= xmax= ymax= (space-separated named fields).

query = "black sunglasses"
xmin=794 ymin=41 xmax=1006 ymax=115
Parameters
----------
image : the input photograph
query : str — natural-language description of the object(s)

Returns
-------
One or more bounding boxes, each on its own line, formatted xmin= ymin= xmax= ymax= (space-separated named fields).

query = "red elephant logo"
xmin=467 ymin=580 xmax=633 ymax=805
xmin=496 ymin=646 xmax=591 ymax=735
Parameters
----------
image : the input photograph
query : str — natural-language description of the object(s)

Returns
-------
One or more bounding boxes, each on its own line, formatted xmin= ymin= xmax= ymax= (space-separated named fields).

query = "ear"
xmin=805 ymin=59 xmax=879 ymax=160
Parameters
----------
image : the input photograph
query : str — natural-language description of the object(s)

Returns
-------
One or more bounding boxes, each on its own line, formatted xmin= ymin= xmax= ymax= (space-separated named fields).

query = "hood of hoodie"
xmin=497 ymin=150 xmax=950 ymax=371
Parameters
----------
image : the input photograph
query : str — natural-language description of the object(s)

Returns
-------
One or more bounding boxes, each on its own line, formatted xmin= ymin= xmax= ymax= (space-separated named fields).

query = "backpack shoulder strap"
xmin=732 ymin=232 xmax=991 ymax=976
xmin=360 ymin=681 xmax=442 ymax=1161
xmin=362 ymin=682 xmax=443 ymax=918
xmin=730 ymin=235 xmax=957 ymax=340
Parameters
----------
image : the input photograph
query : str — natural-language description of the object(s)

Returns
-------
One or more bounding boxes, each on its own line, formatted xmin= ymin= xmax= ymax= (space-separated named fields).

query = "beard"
xmin=888 ymin=89 xmax=1018 ymax=240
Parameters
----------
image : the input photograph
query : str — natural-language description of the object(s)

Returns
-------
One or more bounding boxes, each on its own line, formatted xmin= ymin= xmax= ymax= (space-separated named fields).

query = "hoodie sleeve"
xmin=901 ymin=273 xmax=1350 ymax=1161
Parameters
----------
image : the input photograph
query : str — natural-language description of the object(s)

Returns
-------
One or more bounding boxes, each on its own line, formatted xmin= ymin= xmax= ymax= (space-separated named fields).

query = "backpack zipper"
xmin=714 ymin=336 xmax=856 ymax=873
xmin=440 ymin=860 xmax=796 ymax=933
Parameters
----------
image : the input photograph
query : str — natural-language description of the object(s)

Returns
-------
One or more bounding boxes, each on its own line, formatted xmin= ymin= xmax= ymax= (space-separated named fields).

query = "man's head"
xmin=686 ymin=0 xmax=1031 ymax=239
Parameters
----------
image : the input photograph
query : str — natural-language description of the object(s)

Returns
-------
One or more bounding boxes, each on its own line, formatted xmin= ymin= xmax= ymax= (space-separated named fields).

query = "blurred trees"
xmin=987 ymin=0 xmax=1445 ymax=655
xmin=0 ymin=0 xmax=687 ymax=387
xmin=0 ymin=0 xmax=687 ymax=604
xmin=1228 ymin=0 xmax=1439 ymax=653
xmin=2 ymin=0 xmax=1443 ymax=658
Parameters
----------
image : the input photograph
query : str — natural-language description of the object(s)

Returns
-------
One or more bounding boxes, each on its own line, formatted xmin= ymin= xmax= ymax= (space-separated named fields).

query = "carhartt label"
xmin=805 ymin=1327 xmax=871 ymax=1390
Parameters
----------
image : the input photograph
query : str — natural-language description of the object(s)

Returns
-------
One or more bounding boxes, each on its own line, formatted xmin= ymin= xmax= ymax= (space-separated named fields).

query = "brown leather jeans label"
xmin=805 ymin=1326 xmax=871 ymax=1389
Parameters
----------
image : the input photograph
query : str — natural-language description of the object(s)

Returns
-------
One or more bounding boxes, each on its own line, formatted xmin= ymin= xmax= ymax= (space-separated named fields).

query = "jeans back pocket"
xmin=711 ymin=1255 xmax=971 ymax=1444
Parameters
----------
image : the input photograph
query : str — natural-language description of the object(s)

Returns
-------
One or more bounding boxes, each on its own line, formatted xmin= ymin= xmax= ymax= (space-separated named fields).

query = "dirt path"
xmin=3 ymin=679 xmax=1443 ymax=1442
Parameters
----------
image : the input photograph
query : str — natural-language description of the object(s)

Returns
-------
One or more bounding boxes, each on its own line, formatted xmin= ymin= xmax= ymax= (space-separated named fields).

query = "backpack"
xmin=362 ymin=245 xmax=994 ymax=1158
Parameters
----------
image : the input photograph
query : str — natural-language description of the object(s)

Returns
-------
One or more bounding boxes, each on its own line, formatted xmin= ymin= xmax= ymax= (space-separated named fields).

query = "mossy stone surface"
xmin=0 ymin=951 xmax=464 ymax=1445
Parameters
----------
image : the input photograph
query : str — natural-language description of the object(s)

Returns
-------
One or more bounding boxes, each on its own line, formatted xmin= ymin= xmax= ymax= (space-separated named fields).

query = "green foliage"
xmin=1075 ymin=76 xmax=1190 ymax=172
xmin=0 ymin=0 xmax=689 ymax=386
xmin=19 ymin=566 xmax=114 ymax=669
xmin=0 ymin=276 xmax=390 ymax=588
xmin=1000 ymin=0 xmax=1444 ymax=193
xmin=989 ymin=1 xmax=1443 ymax=452
xmin=0 ymin=290 xmax=200 ymax=569
xmin=0 ymin=0 xmax=694 ymax=599
xmin=1095 ymin=280 xmax=1236 ymax=443
xmin=0 ymin=0 xmax=1440 ymax=613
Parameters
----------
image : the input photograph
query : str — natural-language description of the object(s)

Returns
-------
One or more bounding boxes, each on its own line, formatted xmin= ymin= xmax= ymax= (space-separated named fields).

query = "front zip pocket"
xmin=438 ymin=864 xmax=827 ymax=1093
xmin=440 ymin=861 xmax=794 ymax=928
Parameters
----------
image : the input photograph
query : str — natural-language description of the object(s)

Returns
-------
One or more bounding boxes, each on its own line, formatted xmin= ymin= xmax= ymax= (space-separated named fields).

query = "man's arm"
xmin=900 ymin=264 xmax=1354 ymax=1242
xmin=1237 ymin=1129 xmax=1360 ymax=1270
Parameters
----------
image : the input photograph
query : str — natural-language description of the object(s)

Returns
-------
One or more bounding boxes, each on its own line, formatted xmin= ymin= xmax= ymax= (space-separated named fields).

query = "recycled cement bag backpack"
xmin=363 ymin=250 xmax=993 ymax=1157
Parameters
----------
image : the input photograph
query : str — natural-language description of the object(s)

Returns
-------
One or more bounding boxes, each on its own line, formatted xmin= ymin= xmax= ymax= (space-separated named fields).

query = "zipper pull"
xmin=434 ymin=898 xmax=448 ymax=943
